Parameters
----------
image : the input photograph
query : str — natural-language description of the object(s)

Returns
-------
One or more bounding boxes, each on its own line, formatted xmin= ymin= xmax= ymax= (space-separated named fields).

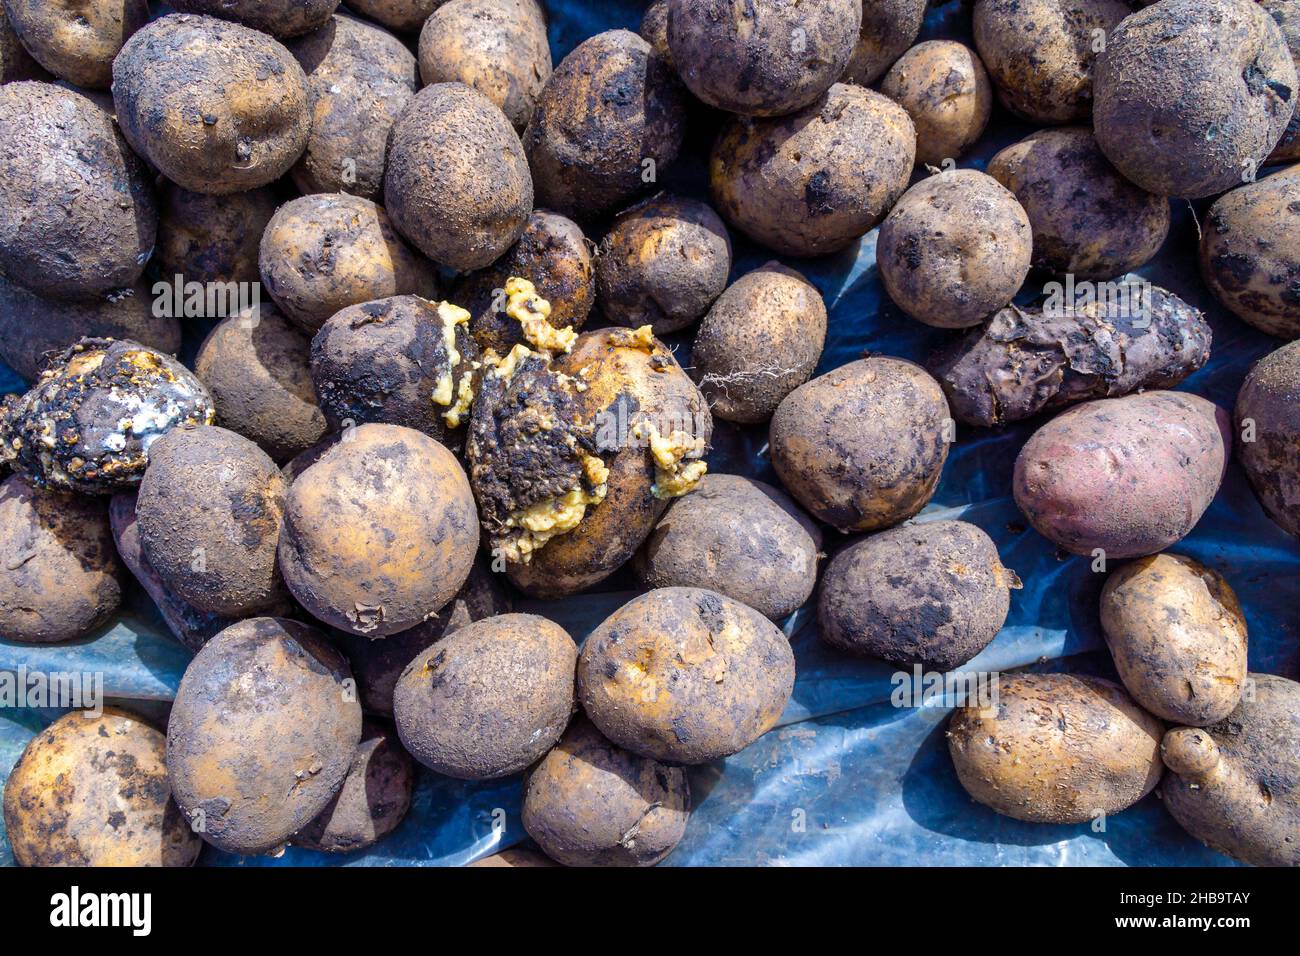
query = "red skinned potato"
xmin=169 ymin=0 xmax=341 ymax=39
xmin=1 ymin=0 xmax=147 ymax=89
xmin=1014 ymin=391 xmax=1231 ymax=559
xmin=1235 ymin=340 xmax=1300 ymax=537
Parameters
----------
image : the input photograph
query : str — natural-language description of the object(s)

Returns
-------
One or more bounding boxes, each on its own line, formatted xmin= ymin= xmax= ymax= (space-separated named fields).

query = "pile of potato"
xmin=0 ymin=0 xmax=1298 ymax=869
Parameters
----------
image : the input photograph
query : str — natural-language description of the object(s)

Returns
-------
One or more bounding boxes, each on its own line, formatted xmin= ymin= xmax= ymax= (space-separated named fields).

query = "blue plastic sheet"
xmin=1 ymin=1 xmax=1297 ymax=867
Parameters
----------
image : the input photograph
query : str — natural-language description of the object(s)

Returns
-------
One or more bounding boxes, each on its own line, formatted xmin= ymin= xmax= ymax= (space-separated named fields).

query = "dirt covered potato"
xmin=1101 ymin=554 xmax=1247 ymax=726
xmin=665 ymin=0 xmax=860 ymax=117
xmin=770 ymin=358 xmax=950 ymax=533
xmin=0 ymin=339 xmax=215 ymax=494
xmin=418 ymin=0 xmax=550 ymax=132
xmin=692 ymin=262 xmax=827 ymax=424
xmin=640 ymin=0 xmax=671 ymax=67
xmin=0 ymin=278 xmax=180 ymax=383
xmin=987 ymin=127 xmax=1170 ymax=280
xmin=1200 ymin=166 xmax=1300 ymax=339
xmin=279 ymin=423 xmax=478 ymax=636
xmin=260 ymin=193 xmax=439 ymax=333
xmin=0 ymin=475 xmax=121 ymax=644
xmin=453 ymin=210 xmax=595 ymax=353
xmin=1093 ymin=0 xmax=1297 ymax=198
xmin=167 ymin=617 xmax=362 ymax=855
xmin=523 ymin=717 xmax=689 ymax=867
xmin=4 ymin=709 xmax=200 ymax=867
xmin=635 ymin=474 xmax=822 ymax=621
xmin=292 ymin=719 xmax=413 ymax=853
xmin=1161 ymin=673 xmax=1300 ymax=866
xmin=0 ymin=5 xmax=44 ymax=82
xmin=345 ymin=0 xmax=439 ymax=33
xmin=1263 ymin=0 xmax=1300 ymax=164
xmin=878 ymin=170 xmax=1032 ymax=329
xmin=194 ymin=306 xmax=328 ymax=464
xmin=136 ymin=425 xmax=289 ymax=617
xmin=930 ymin=283 xmax=1213 ymax=427
xmin=310 ymin=296 xmax=479 ymax=443
xmin=113 ymin=15 xmax=311 ymax=195
xmin=843 ymin=0 xmax=926 ymax=86
xmin=1235 ymin=340 xmax=1300 ymax=537
xmin=1 ymin=0 xmax=146 ymax=89
xmin=156 ymin=184 xmax=277 ymax=287
xmin=577 ymin=587 xmax=795 ymax=764
xmin=710 ymin=84 xmax=915 ymax=258
xmin=169 ymin=0 xmax=340 ymax=39
xmin=948 ymin=673 xmax=1164 ymax=823
xmin=880 ymin=40 xmax=992 ymax=167
xmin=290 ymin=14 xmax=418 ymax=200
xmin=0 ymin=82 xmax=155 ymax=300
xmin=525 ymin=30 xmax=686 ymax=221
xmin=819 ymin=520 xmax=1021 ymax=671
xmin=386 ymin=82 xmax=533 ymax=271
xmin=1014 ymin=391 xmax=1231 ymax=558
xmin=394 ymin=613 xmax=577 ymax=779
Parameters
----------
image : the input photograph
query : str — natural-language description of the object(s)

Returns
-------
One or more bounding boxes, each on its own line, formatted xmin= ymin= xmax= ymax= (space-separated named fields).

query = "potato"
xmin=260 ymin=193 xmax=439 ymax=334
xmin=522 ymin=717 xmax=690 ymax=867
xmin=1200 ymin=166 xmax=1300 ymax=339
xmin=639 ymin=0 xmax=671 ymax=67
xmin=0 ymin=339 xmax=215 ymax=494
xmin=595 ymin=194 xmax=731 ymax=336
xmin=710 ymin=84 xmax=915 ymax=258
xmin=930 ymin=283 xmax=1213 ymax=428
xmin=505 ymin=327 xmax=713 ymax=598
xmin=1101 ymin=554 xmax=1247 ymax=726
xmin=0 ymin=5 xmax=45 ymax=82
xmin=635 ymin=474 xmax=822 ymax=621
xmin=0 ymin=474 xmax=121 ymax=644
xmin=948 ymin=673 xmax=1164 ymax=824
xmin=1093 ymin=0 xmax=1297 ymax=198
xmin=0 ymin=0 xmax=146 ymax=89
xmin=842 ymin=0 xmax=926 ymax=86
xmin=345 ymin=0 xmax=440 ymax=33
xmin=279 ymin=423 xmax=479 ymax=636
xmin=880 ymin=41 xmax=992 ymax=168
xmin=166 ymin=617 xmax=363 ymax=855
xmin=310 ymin=295 xmax=480 ymax=443
xmin=168 ymin=0 xmax=341 ymax=39
xmin=0 ymin=82 xmax=155 ymax=301
xmin=386 ymin=82 xmax=533 ymax=271
xmin=577 ymin=587 xmax=795 ymax=764
xmin=770 ymin=357 xmax=950 ymax=534
xmin=665 ymin=0 xmax=860 ymax=117
xmin=418 ymin=0 xmax=550 ymax=132
xmin=878 ymin=170 xmax=1032 ymax=330
xmin=973 ymin=0 xmax=1130 ymax=125
xmin=3 ymin=708 xmax=200 ymax=867
xmin=394 ymin=613 xmax=577 ymax=779
xmin=0 ymin=277 xmax=181 ymax=383
xmin=1262 ymin=0 xmax=1300 ymax=164
xmin=1014 ymin=391 xmax=1231 ymax=558
xmin=453 ymin=210 xmax=595 ymax=354
xmin=113 ymin=15 xmax=311 ymax=196
xmin=819 ymin=520 xmax=1021 ymax=671
xmin=1161 ymin=673 xmax=1300 ymax=866
xmin=1235 ymin=340 xmax=1300 ymax=536
xmin=194 ymin=306 xmax=328 ymax=464
xmin=136 ymin=425 xmax=289 ymax=618
xmin=987 ymin=128 xmax=1170 ymax=281
xmin=525 ymin=30 xmax=686 ymax=221
xmin=289 ymin=14 xmax=418 ymax=200
xmin=292 ymin=719 xmax=413 ymax=853
xmin=156 ymin=183 xmax=278 ymax=287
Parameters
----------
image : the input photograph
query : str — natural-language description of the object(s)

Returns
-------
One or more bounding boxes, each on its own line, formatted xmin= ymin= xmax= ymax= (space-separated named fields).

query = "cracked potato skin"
xmin=819 ymin=520 xmax=1020 ymax=672
xmin=0 ymin=82 xmax=156 ymax=301
xmin=843 ymin=0 xmax=926 ymax=87
xmin=156 ymin=183 xmax=278 ymax=287
xmin=524 ymin=30 xmax=686 ymax=222
xmin=3 ymin=708 xmax=200 ymax=867
xmin=1262 ymin=0 xmax=1300 ymax=164
xmin=522 ymin=716 xmax=690 ymax=867
xmin=1093 ymin=0 xmax=1297 ymax=199
xmin=278 ymin=423 xmax=479 ymax=637
xmin=770 ymin=357 xmax=951 ymax=534
xmin=166 ymin=617 xmax=363 ymax=855
xmin=1 ymin=0 xmax=147 ymax=89
xmin=577 ymin=587 xmax=796 ymax=765
xmin=0 ymin=474 xmax=121 ymax=645
xmin=880 ymin=40 xmax=992 ymax=168
xmin=394 ymin=613 xmax=577 ymax=779
xmin=1235 ymin=339 xmax=1300 ymax=537
xmin=948 ymin=673 xmax=1165 ymax=824
xmin=169 ymin=0 xmax=341 ymax=39
xmin=710 ymin=84 xmax=916 ymax=259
